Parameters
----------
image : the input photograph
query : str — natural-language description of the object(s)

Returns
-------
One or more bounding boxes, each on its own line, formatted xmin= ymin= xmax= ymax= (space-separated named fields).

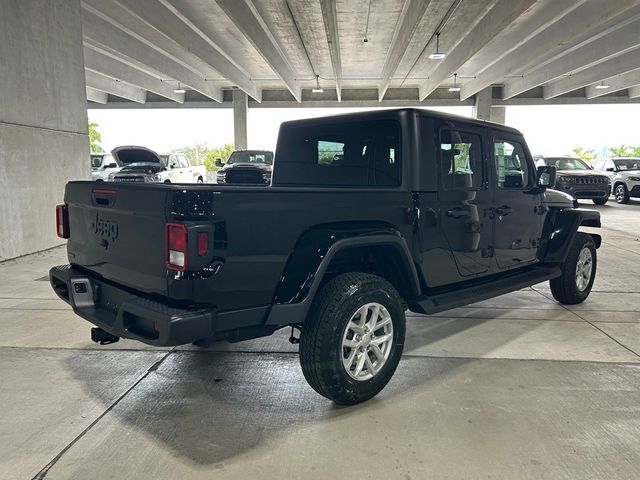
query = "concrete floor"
xmin=1 ymin=200 xmax=639 ymax=480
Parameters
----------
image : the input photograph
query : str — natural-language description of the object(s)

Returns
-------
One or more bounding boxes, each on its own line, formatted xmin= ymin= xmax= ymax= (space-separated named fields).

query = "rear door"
xmin=177 ymin=154 xmax=193 ymax=182
xmin=437 ymin=123 xmax=493 ymax=277
xmin=490 ymin=134 xmax=541 ymax=270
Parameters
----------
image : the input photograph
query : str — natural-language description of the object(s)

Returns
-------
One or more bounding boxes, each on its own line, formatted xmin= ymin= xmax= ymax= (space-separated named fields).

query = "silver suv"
xmin=592 ymin=158 xmax=640 ymax=204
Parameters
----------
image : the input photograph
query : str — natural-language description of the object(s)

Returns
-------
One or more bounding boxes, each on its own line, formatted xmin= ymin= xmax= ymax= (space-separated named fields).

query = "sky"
xmin=88 ymin=104 xmax=640 ymax=157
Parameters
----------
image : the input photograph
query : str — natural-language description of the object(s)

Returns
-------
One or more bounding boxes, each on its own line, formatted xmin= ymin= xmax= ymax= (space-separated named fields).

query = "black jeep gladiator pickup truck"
xmin=51 ymin=108 xmax=601 ymax=404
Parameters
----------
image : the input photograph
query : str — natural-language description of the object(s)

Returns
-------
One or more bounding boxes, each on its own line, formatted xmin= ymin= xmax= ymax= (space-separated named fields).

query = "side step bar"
xmin=416 ymin=266 xmax=561 ymax=314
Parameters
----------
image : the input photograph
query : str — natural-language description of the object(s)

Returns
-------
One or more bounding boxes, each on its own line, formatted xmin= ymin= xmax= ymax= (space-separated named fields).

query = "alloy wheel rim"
xmin=615 ymin=186 xmax=625 ymax=201
xmin=575 ymin=247 xmax=593 ymax=292
xmin=341 ymin=302 xmax=394 ymax=381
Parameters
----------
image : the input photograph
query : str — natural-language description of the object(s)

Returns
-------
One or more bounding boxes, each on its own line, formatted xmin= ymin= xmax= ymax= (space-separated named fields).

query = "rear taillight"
xmin=56 ymin=204 xmax=69 ymax=239
xmin=166 ymin=223 xmax=188 ymax=271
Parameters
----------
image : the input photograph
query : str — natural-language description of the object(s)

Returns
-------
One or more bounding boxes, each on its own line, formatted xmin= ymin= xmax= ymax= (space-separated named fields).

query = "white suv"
xmin=592 ymin=157 xmax=640 ymax=204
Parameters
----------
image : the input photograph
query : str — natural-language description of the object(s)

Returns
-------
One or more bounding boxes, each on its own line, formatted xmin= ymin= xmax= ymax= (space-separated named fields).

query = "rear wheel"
xmin=550 ymin=232 xmax=596 ymax=305
xmin=614 ymin=184 xmax=630 ymax=204
xmin=592 ymin=197 xmax=608 ymax=205
xmin=299 ymin=273 xmax=405 ymax=405
xmin=197 ymin=177 xmax=204 ymax=183
xmin=164 ymin=179 xmax=171 ymax=184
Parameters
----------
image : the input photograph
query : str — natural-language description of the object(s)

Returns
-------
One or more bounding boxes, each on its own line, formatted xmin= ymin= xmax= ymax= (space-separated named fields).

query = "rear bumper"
xmin=50 ymin=265 xmax=216 ymax=346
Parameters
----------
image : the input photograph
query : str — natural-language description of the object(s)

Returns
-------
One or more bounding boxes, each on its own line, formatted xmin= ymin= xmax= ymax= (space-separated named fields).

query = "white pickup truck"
xmin=110 ymin=146 xmax=206 ymax=184
xmin=91 ymin=152 xmax=120 ymax=182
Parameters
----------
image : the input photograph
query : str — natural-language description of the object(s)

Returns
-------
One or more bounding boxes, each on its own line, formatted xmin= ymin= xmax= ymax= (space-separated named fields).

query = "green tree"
xmin=88 ymin=121 xmax=103 ymax=153
xmin=173 ymin=144 xmax=210 ymax=165
xmin=204 ymin=144 xmax=235 ymax=171
xmin=572 ymin=147 xmax=596 ymax=163
xmin=608 ymin=145 xmax=638 ymax=157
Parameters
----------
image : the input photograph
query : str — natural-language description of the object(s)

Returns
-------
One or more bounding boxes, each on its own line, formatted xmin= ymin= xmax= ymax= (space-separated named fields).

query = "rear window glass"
xmin=274 ymin=120 xmax=401 ymax=187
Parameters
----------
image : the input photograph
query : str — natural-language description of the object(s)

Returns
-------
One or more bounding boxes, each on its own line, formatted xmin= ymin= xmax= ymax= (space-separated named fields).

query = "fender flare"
xmin=543 ymin=208 xmax=601 ymax=264
xmin=265 ymin=230 xmax=419 ymax=326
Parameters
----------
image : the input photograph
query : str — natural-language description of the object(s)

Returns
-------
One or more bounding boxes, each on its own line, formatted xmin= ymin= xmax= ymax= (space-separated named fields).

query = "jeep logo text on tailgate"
xmin=92 ymin=212 xmax=119 ymax=247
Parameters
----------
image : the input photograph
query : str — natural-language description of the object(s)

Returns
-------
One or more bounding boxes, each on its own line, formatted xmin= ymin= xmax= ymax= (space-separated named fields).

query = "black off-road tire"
xmin=550 ymin=232 xmax=597 ymax=305
xmin=614 ymin=184 xmax=630 ymax=204
xmin=299 ymin=273 xmax=406 ymax=405
xmin=592 ymin=197 xmax=608 ymax=205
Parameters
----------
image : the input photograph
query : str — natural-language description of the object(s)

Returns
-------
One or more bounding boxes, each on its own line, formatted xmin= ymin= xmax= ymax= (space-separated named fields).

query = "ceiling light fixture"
xmin=448 ymin=73 xmax=461 ymax=92
xmin=312 ymin=74 xmax=324 ymax=93
xmin=429 ymin=33 xmax=446 ymax=60
xmin=173 ymin=82 xmax=186 ymax=94
xmin=594 ymin=80 xmax=610 ymax=90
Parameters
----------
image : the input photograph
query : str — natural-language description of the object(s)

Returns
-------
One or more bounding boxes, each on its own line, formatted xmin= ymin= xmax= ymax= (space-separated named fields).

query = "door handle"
xmin=445 ymin=208 xmax=470 ymax=219
xmin=495 ymin=205 xmax=514 ymax=216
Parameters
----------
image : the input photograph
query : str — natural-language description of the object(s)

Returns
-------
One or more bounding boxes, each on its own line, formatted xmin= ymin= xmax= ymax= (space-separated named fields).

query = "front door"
xmin=438 ymin=124 xmax=493 ymax=277
xmin=490 ymin=135 xmax=542 ymax=270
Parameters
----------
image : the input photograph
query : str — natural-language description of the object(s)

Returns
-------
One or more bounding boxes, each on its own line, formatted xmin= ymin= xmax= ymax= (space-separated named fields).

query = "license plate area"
xmin=70 ymin=277 xmax=95 ymax=308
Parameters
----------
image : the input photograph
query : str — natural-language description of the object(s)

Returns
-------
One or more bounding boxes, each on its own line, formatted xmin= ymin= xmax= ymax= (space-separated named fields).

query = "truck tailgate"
xmin=65 ymin=182 xmax=169 ymax=296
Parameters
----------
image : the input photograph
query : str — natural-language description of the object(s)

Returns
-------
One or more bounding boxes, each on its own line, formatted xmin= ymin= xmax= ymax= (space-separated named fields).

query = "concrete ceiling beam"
xmin=585 ymin=69 xmax=640 ymax=99
xmin=84 ymin=47 xmax=185 ymax=103
xmin=377 ymin=0 xmax=431 ymax=102
xmin=115 ymin=0 xmax=260 ymax=102
xmin=460 ymin=0 xmax=594 ymax=100
xmin=418 ymin=0 xmax=538 ymax=101
xmin=543 ymin=48 xmax=640 ymax=99
xmin=85 ymin=70 xmax=147 ymax=103
xmin=503 ymin=10 xmax=640 ymax=99
xmin=86 ymin=86 xmax=108 ymax=104
xmin=81 ymin=5 xmax=223 ymax=101
xmin=319 ymin=0 xmax=343 ymax=102
xmin=215 ymin=0 xmax=301 ymax=102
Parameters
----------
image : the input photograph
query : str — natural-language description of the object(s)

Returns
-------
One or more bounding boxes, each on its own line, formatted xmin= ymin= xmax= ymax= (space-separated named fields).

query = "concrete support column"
xmin=472 ymin=87 xmax=506 ymax=124
xmin=0 ymin=0 xmax=89 ymax=260
xmin=232 ymin=89 xmax=248 ymax=150
xmin=472 ymin=87 xmax=492 ymax=122
xmin=490 ymin=106 xmax=506 ymax=125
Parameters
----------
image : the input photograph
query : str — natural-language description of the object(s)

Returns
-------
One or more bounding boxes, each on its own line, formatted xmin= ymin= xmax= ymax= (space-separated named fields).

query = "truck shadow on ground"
xmin=63 ymin=307 xmax=546 ymax=466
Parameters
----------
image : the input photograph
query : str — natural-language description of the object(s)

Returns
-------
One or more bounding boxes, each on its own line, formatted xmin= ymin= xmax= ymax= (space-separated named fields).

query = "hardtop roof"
xmin=278 ymin=107 xmax=522 ymax=136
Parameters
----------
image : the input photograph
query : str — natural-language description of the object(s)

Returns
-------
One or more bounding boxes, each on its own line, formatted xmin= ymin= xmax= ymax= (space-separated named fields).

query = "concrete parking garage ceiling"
xmin=81 ymin=0 xmax=640 ymax=108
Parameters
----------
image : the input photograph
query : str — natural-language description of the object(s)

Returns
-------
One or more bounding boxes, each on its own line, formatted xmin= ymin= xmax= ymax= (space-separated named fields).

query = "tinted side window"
xmin=494 ymin=139 xmax=531 ymax=189
xmin=274 ymin=120 xmax=401 ymax=187
xmin=439 ymin=129 xmax=484 ymax=190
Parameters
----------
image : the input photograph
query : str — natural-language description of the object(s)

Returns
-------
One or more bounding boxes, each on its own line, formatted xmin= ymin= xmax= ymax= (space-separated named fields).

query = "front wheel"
xmin=592 ymin=197 xmax=608 ymax=205
xmin=549 ymin=232 xmax=596 ymax=305
xmin=299 ymin=273 xmax=405 ymax=405
xmin=614 ymin=184 xmax=630 ymax=204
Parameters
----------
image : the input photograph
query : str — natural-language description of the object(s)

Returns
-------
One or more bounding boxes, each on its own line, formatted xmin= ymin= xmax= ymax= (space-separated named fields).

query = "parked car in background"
xmin=591 ymin=157 xmax=640 ymax=204
xmin=111 ymin=146 xmax=206 ymax=183
xmin=215 ymin=150 xmax=273 ymax=185
xmin=91 ymin=152 xmax=119 ymax=181
xmin=537 ymin=156 xmax=611 ymax=205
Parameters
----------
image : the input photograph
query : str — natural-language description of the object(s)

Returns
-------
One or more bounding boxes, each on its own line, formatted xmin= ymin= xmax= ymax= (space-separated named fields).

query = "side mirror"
xmin=606 ymin=167 xmax=615 ymax=172
xmin=215 ymin=158 xmax=224 ymax=167
xmin=537 ymin=165 xmax=556 ymax=189
xmin=105 ymin=163 xmax=117 ymax=169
